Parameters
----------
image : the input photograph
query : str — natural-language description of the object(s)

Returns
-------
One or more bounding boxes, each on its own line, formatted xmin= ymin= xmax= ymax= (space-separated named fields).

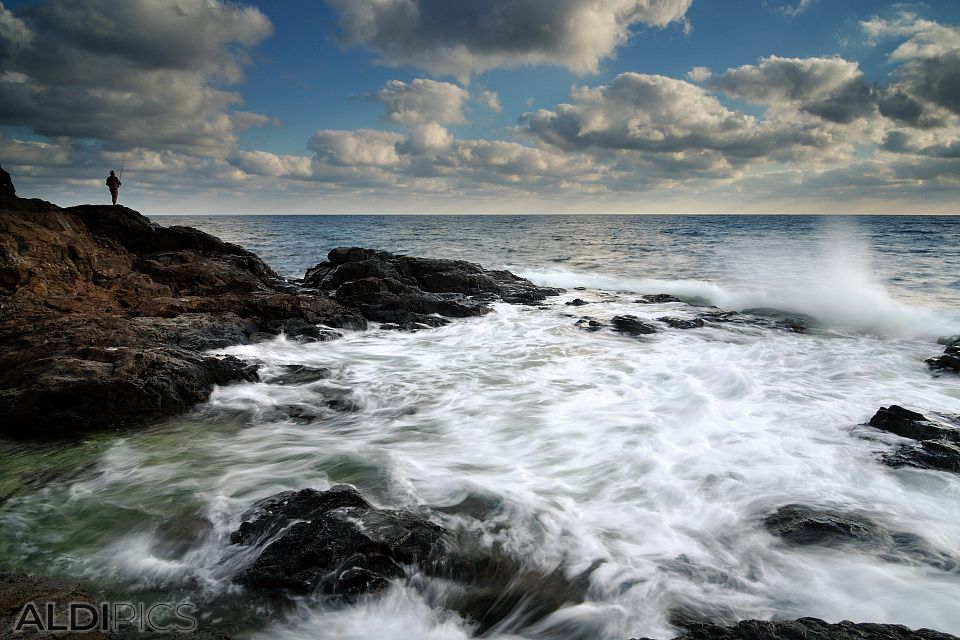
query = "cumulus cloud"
xmin=713 ymin=56 xmax=877 ymax=123
xmin=520 ymin=72 xmax=835 ymax=164
xmin=0 ymin=0 xmax=272 ymax=152
xmin=374 ymin=78 xmax=469 ymax=126
xmin=686 ymin=66 xmax=712 ymax=83
xmin=325 ymin=0 xmax=693 ymax=79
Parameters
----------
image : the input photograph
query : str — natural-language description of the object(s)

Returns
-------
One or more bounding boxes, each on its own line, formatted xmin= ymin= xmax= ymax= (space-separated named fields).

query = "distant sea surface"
xmin=2 ymin=214 xmax=959 ymax=640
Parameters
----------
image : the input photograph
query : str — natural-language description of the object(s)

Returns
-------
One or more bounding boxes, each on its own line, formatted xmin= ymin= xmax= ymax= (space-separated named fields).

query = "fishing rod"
xmin=118 ymin=155 xmax=126 ymax=181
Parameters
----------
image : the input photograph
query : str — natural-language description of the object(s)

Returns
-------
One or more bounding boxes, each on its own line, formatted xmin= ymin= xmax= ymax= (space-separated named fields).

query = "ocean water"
xmin=2 ymin=215 xmax=960 ymax=639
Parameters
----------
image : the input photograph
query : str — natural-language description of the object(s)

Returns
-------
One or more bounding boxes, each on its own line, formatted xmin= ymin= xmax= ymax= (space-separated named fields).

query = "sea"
xmin=2 ymin=214 xmax=959 ymax=640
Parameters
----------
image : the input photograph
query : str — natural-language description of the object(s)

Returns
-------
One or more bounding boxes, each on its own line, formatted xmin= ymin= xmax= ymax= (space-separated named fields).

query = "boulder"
xmin=869 ymin=406 xmax=960 ymax=443
xmin=866 ymin=406 xmax=960 ymax=474
xmin=636 ymin=294 xmax=682 ymax=304
xmin=658 ymin=316 xmax=705 ymax=330
xmin=612 ymin=315 xmax=659 ymax=335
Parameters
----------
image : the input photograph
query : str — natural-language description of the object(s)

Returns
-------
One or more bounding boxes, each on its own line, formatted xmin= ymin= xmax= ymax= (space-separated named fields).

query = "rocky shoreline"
xmin=2 ymin=179 xmax=959 ymax=639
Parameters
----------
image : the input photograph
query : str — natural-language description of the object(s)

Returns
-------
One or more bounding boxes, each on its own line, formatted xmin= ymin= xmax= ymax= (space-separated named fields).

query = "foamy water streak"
xmin=1 ymin=215 xmax=959 ymax=639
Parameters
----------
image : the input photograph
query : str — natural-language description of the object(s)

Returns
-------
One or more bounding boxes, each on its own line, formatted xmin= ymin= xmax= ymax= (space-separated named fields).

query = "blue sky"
xmin=1 ymin=0 xmax=959 ymax=213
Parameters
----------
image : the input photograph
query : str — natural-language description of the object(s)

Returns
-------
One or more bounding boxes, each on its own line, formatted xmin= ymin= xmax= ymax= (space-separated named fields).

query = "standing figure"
xmin=106 ymin=170 xmax=121 ymax=205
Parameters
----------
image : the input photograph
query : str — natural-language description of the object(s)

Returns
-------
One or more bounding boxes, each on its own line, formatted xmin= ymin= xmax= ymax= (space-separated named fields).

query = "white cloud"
xmin=374 ymin=78 xmax=469 ymax=126
xmin=325 ymin=0 xmax=693 ymax=79
xmin=478 ymin=90 xmax=503 ymax=112
xmin=686 ymin=66 xmax=712 ymax=83
xmin=0 ymin=0 xmax=272 ymax=153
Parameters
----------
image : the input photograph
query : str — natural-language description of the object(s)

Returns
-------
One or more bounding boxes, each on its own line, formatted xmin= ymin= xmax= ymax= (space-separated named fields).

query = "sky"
xmin=1 ymin=0 xmax=959 ymax=214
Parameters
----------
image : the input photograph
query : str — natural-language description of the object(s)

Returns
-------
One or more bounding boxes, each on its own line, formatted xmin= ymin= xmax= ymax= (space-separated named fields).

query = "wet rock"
xmin=866 ymin=406 xmax=960 ymax=474
xmin=635 ymin=617 xmax=960 ymax=640
xmin=658 ymin=316 xmax=705 ymax=330
xmin=230 ymin=486 xmax=447 ymax=597
xmin=763 ymin=505 xmax=888 ymax=548
xmin=566 ymin=298 xmax=589 ymax=306
xmin=612 ymin=315 xmax=659 ymax=335
xmin=740 ymin=307 xmax=814 ymax=333
xmin=274 ymin=365 xmax=332 ymax=385
xmin=927 ymin=347 xmax=960 ymax=373
xmin=763 ymin=504 xmax=959 ymax=571
xmin=636 ymin=294 xmax=682 ymax=304
xmin=885 ymin=439 xmax=960 ymax=474
xmin=938 ymin=335 xmax=960 ymax=347
xmin=0 ymin=573 xmax=109 ymax=640
xmin=575 ymin=317 xmax=605 ymax=332
xmin=302 ymin=247 xmax=562 ymax=328
xmin=869 ymin=406 xmax=960 ymax=443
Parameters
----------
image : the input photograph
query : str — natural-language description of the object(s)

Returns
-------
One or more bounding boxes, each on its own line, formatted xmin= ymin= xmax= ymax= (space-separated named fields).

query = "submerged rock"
xmin=612 ymin=315 xmax=659 ymax=335
xmin=575 ymin=317 xmax=605 ymax=332
xmin=927 ymin=345 xmax=960 ymax=373
xmin=302 ymin=247 xmax=562 ymax=328
xmin=566 ymin=298 xmax=589 ymax=306
xmin=635 ymin=617 xmax=960 ymax=640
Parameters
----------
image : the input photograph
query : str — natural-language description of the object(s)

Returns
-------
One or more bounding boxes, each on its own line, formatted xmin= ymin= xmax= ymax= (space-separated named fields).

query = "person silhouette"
xmin=106 ymin=170 xmax=121 ymax=205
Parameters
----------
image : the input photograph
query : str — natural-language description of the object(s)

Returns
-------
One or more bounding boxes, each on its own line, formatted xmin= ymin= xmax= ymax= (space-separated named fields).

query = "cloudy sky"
xmin=1 ymin=0 xmax=959 ymax=214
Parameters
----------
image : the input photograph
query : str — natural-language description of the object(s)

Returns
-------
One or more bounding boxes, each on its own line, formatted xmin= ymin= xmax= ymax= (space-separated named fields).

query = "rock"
xmin=763 ymin=505 xmax=888 ymax=548
xmin=612 ymin=315 xmax=659 ymax=335
xmin=869 ymin=406 xmax=960 ymax=443
xmin=0 ymin=164 xmax=14 ymax=197
xmin=0 ymin=175 xmax=366 ymax=437
xmin=740 ymin=307 xmax=814 ymax=333
xmin=566 ymin=298 xmax=589 ymax=306
xmin=574 ymin=317 xmax=605 ymax=332
xmin=634 ymin=617 xmax=960 ymax=640
xmin=273 ymin=365 xmax=332 ymax=385
xmin=937 ymin=335 xmax=960 ymax=347
xmin=658 ymin=316 xmax=705 ymax=330
xmin=636 ymin=294 xmax=682 ymax=304
xmin=885 ymin=439 xmax=960 ymax=474
xmin=229 ymin=485 xmax=447 ymax=597
xmin=302 ymin=247 xmax=562 ymax=328
xmin=763 ymin=504 xmax=959 ymax=570
xmin=927 ymin=350 xmax=960 ymax=372
xmin=866 ymin=406 xmax=960 ymax=474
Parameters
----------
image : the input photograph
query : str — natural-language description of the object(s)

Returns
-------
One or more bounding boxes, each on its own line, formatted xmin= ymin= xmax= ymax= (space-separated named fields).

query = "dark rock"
xmin=0 ymin=164 xmax=14 ymax=196
xmin=612 ymin=315 xmax=659 ymax=335
xmin=938 ymin=335 xmax=960 ymax=347
xmin=763 ymin=505 xmax=888 ymax=548
xmin=740 ymin=307 xmax=814 ymax=333
xmin=635 ymin=617 xmax=960 ymax=640
xmin=274 ymin=365 xmax=332 ymax=385
xmin=885 ymin=439 xmax=960 ymax=474
xmin=302 ymin=247 xmax=562 ymax=328
xmin=230 ymin=486 xmax=446 ymax=598
xmin=658 ymin=316 xmax=705 ymax=330
xmin=927 ymin=352 xmax=960 ymax=372
xmin=636 ymin=294 xmax=682 ymax=304
xmin=763 ymin=504 xmax=959 ymax=571
xmin=566 ymin=298 xmax=589 ymax=306
xmin=869 ymin=406 xmax=960 ymax=443
xmin=0 ymin=573 xmax=109 ymax=640
xmin=574 ymin=317 xmax=605 ymax=332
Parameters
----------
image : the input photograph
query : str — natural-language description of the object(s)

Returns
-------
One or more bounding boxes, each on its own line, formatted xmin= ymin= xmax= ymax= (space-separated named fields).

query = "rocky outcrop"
xmin=302 ymin=247 xmax=562 ymax=329
xmin=637 ymin=617 xmax=959 ymax=640
xmin=867 ymin=406 xmax=960 ymax=473
xmin=658 ymin=316 xmax=705 ymax=330
xmin=0 ymin=176 xmax=365 ymax=437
